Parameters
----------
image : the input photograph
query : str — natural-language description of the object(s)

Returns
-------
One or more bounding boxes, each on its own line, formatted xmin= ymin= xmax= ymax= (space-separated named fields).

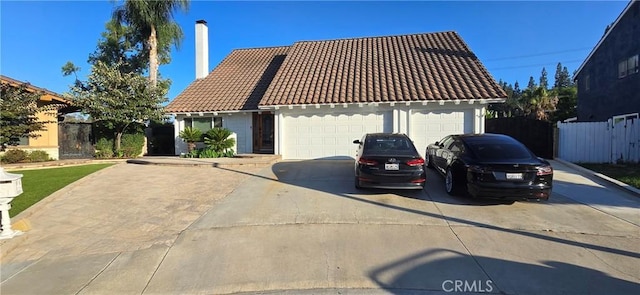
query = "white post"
xmin=0 ymin=201 xmax=21 ymax=239
xmin=0 ymin=167 xmax=24 ymax=239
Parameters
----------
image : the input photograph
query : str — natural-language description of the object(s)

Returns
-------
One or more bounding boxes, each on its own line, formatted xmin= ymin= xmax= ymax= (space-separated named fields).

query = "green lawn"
xmin=579 ymin=163 xmax=640 ymax=189
xmin=6 ymin=164 xmax=114 ymax=217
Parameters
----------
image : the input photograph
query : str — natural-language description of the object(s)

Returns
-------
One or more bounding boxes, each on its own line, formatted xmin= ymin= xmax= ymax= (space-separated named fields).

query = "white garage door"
xmin=282 ymin=111 xmax=392 ymax=159
xmin=410 ymin=109 xmax=473 ymax=157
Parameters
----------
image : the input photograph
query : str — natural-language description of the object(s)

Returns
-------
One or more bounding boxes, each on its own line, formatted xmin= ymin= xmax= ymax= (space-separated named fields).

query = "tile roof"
xmin=261 ymin=31 xmax=505 ymax=106
xmin=167 ymin=31 xmax=506 ymax=113
xmin=166 ymin=46 xmax=290 ymax=112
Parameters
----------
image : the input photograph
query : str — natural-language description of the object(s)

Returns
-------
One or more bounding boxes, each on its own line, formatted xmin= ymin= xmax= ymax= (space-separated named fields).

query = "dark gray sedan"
xmin=353 ymin=133 xmax=426 ymax=190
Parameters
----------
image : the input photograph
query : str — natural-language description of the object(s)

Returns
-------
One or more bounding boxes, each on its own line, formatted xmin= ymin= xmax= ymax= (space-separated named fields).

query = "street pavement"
xmin=0 ymin=158 xmax=638 ymax=294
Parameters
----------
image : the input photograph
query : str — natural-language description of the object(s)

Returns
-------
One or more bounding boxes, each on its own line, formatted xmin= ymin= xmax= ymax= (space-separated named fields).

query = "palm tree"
xmin=521 ymin=87 xmax=558 ymax=121
xmin=179 ymin=127 xmax=202 ymax=153
xmin=204 ymin=128 xmax=235 ymax=154
xmin=112 ymin=0 xmax=189 ymax=87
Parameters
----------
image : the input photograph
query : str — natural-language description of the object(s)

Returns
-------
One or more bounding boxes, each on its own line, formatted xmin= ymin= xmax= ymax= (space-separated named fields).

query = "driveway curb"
xmin=126 ymin=155 xmax=280 ymax=168
xmin=2 ymin=159 xmax=127 ymax=171
xmin=553 ymin=158 xmax=640 ymax=197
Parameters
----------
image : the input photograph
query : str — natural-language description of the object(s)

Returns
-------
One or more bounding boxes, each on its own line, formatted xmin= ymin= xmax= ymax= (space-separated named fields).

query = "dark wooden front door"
xmin=253 ymin=113 xmax=274 ymax=154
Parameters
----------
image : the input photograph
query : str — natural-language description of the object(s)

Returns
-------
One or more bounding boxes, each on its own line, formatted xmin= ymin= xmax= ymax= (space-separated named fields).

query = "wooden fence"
xmin=558 ymin=116 xmax=639 ymax=163
xmin=485 ymin=117 xmax=554 ymax=159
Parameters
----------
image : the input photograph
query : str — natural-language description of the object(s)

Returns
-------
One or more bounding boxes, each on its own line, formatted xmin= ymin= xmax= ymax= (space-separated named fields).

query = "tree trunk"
xmin=115 ymin=132 xmax=123 ymax=153
xmin=149 ymin=25 xmax=158 ymax=88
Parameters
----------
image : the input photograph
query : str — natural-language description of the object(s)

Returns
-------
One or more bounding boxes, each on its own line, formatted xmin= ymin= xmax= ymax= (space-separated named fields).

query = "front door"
xmin=253 ymin=112 xmax=274 ymax=154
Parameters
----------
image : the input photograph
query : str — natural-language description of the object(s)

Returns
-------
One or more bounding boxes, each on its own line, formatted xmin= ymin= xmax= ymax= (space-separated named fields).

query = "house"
xmin=574 ymin=0 xmax=640 ymax=122
xmin=166 ymin=20 xmax=507 ymax=160
xmin=0 ymin=75 xmax=71 ymax=160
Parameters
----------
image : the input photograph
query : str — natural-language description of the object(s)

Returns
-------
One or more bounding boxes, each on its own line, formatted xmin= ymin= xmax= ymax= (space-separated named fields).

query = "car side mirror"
xmin=435 ymin=141 xmax=440 ymax=146
xmin=353 ymin=140 xmax=361 ymax=144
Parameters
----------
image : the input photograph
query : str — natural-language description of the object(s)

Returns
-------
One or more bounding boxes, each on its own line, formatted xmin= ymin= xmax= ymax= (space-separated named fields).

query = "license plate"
xmin=385 ymin=163 xmax=399 ymax=170
xmin=506 ymin=173 xmax=523 ymax=180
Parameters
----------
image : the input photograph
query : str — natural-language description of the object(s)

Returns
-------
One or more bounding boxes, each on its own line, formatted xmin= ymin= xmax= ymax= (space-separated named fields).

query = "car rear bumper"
xmin=467 ymin=182 xmax=552 ymax=200
xmin=356 ymin=171 xmax=426 ymax=190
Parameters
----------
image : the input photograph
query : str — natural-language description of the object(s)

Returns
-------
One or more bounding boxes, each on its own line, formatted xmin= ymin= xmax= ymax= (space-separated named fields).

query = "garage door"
xmin=282 ymin=111 xmax=392 ymax=159
xmin=410 ymin=109 xmax=473 ymax=157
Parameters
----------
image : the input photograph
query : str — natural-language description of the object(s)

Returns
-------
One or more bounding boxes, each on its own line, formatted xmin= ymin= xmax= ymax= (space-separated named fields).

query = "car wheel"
xmin=445 ymin=168 xmax=459 ymax=196
xmin=354 ymin=176 xmax=362 ymax=189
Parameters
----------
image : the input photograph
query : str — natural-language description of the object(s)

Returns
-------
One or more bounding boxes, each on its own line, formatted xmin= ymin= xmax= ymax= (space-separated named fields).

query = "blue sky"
xmin=0 ymin=0 xmax=631 ymax=101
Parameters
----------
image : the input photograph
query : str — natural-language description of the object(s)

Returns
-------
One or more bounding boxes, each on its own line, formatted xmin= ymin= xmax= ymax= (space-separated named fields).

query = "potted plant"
xmin=179 ymin=127 xmax=202 ymax=154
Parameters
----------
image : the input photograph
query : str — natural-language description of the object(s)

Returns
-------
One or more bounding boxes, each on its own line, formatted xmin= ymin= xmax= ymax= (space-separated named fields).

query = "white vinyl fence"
xmin=558 ymin=115 xmax=639 ymax=163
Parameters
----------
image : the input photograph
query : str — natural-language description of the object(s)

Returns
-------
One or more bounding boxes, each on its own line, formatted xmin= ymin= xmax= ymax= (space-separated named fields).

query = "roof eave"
xmin=258 ymin=98 xmax=506 ymax=110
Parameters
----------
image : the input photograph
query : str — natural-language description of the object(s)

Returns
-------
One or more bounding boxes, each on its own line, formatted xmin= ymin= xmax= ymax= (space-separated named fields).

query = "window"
xmin=18 ymin=136 xmax=29 ymax=146
xmin=628 ymin=55 xmax=639 ymax=75
xmin=585 ymin=74 xmax=591 ymax=91
xmin=619 ymin=55 xmax=639 ymax=78
xmin=469 ymin=143 xmax=532 ymax=160
xmin=184 ymin=117 xmax=223 ymax=133
xmin=439 ymin=136 xmax=454 ymax=149
xmin=618 ymin=61 xmax=627 ymax=78
xmin=364 ymin=135 xmax=414 ymax=153
xmin=448 ymin=141 xmax=465 ymax=154
xmin=214 ymin=117 xmax=223 ymax=128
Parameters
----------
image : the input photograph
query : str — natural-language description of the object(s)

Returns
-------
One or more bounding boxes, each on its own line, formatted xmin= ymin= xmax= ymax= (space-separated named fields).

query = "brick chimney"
xmin=195 ymin=20 xmax=209 ymax=79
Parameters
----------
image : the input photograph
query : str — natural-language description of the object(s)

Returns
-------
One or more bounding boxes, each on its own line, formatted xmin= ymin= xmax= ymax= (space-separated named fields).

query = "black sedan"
xmin=425 ymin=133 xmax=553 ymax=200
xmin=354 ymin=133 xmax=426 ymax=190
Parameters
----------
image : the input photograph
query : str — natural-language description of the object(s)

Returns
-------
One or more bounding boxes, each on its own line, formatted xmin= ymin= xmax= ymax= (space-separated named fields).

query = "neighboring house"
xmin=574 ymin=0 xmax=640 ymax=122
xmin=166 ymin=21 xmax=507 ymax=160
xmin=1 ymin=75 xmax=71 ymax=160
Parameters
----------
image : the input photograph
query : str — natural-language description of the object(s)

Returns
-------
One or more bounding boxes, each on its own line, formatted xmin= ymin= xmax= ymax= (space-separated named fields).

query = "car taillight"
xmin=537 ymin=166 xmax=553 ymax=176
xmin=358 ymin=158 xmax=378 ymax=166
xmin=406 ymin=158 xmax=425 ymax=166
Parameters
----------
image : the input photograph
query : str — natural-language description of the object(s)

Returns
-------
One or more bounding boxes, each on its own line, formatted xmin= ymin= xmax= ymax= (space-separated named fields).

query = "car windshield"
xmin=364 ymin=136 xmax=415 ymax=153
xmin=468 ymin=142 xmax=532 ymax=160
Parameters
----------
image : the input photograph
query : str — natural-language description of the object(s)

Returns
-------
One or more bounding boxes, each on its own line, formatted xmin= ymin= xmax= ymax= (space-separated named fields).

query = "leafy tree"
xmin=62 ymin=62 xmax=81 ymax=80
xmin=513 ymin=81 xmax=521 ymax=97
xmin=0 ymin=83 xmax=50 ymax=150
xmin=112 ymin=0 xmax=190 ymax=87
xmin=204 ymin=128 xmax=236 ymax=154
xmin=539 ymin=67 xmax=548 ymax=89
xmin=63 ymin=61 xmax=167 ymax=151
xmin=179 ymin=127 xmax=202 ymax=153
xmin=527 ymin=76 xmax=536 ymax=90
xmin=494 ymin=63 xmax=577 ymax=122
xmin=554 ymin=62 xmax=572 ymax=89
xmin=550 ymin=85 xmax=577 ymax=122
xmin=88 ymin=19 xmax=147 ymax=75
xmin=520 ymin=86 xmax=558 ymax=121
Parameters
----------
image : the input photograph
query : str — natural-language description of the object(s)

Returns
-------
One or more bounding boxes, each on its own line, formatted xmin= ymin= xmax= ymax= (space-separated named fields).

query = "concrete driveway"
xmin=1 ymin=160 xmax=639 ymax=294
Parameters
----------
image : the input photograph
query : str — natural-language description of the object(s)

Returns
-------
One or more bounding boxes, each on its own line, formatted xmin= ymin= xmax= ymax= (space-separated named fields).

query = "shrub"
xmin=28 ymin=150 xmax=52 ymax=162
xmin=1 ymin=149 xmax=29 ymax=163
xmin=121 ymin=133 xmax=145 ymax=158
xmin=115 ymin=149 xmax=125 ymax=158
xmin=95 ymin=138 xmax=114 ymax=158
xmin=204 ymin=128 xmax=235 ymax=155
xmin=198 ymin=148 xmax=219 ymax=158
xmin=183 ymin=149 xmax=200 ymax=158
